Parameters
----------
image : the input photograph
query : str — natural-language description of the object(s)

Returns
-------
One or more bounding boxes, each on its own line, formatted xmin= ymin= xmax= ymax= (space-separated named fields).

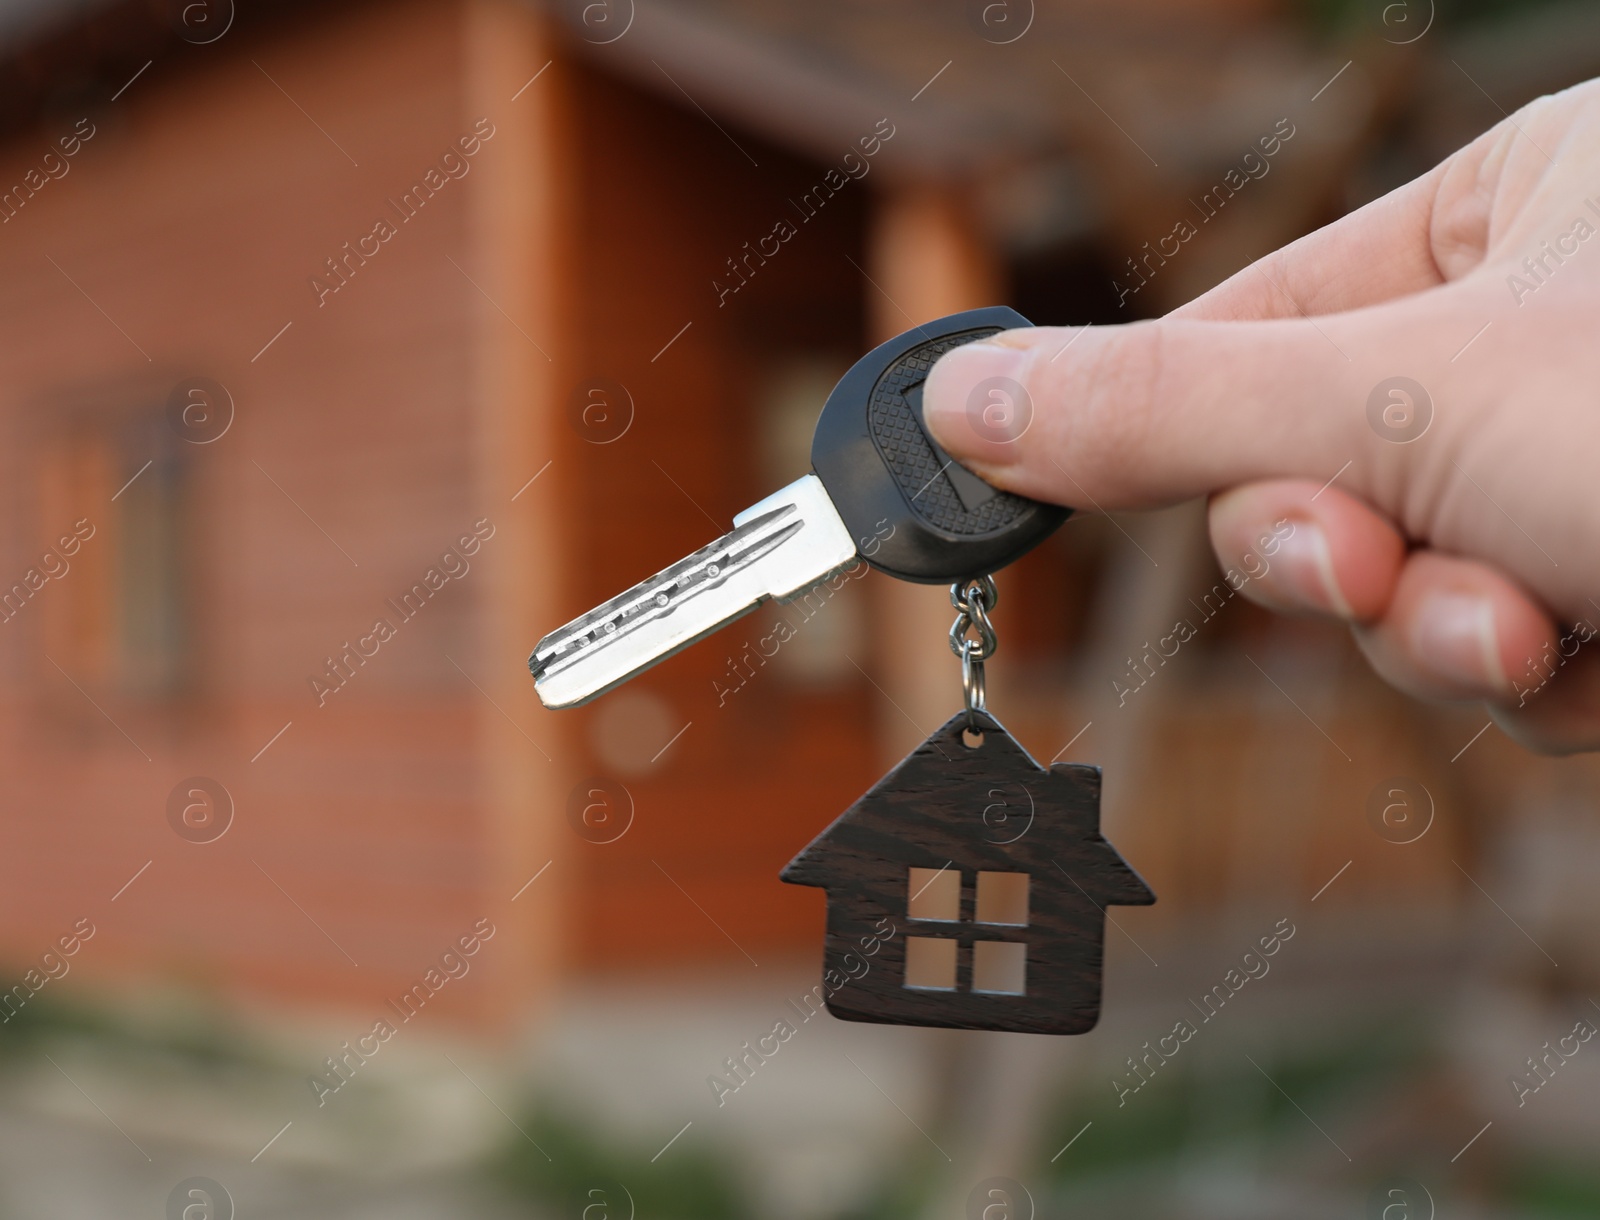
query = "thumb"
xmin=921 ymin=311 xmax=1416 ymax=511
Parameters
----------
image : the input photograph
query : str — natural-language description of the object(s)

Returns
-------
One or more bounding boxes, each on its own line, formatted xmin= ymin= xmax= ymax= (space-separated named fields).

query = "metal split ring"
xmin=960 ymin=645 xmax=987 ymax=728
xmin=949 ymin=576 xmax=999 ymax=734
xmin=947 ymin=575 xmax=998 ymax=661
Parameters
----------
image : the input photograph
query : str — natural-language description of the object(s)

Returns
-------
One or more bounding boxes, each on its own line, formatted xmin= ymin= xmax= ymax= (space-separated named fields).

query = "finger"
xmin=1490 ymin=638 xmax=1600 ymax=756
xmin=1207 ymin=480 xmax=1407 ymax=622
xmin=1174 ymin=91 xmax=1539 ymax=323
xmin=1172 ymin=159 xmax=1451 ymax=323
xmin=922 ymin=109 xmax=1521 ymax=511
xmin=922 ymin=299 xmax=1411 ymax=509
xmin=1352 ymin=551 xmax=1556 ymax=704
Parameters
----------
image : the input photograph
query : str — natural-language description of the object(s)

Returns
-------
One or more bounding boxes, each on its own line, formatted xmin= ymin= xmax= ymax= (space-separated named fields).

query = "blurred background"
xmin=3 ymin=0 xmax=1600 ymax=1216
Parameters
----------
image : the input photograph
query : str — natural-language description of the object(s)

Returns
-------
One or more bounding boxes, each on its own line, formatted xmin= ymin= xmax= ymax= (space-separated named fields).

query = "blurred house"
xmin=3 ymin=0 xmax=1600 ymax=1058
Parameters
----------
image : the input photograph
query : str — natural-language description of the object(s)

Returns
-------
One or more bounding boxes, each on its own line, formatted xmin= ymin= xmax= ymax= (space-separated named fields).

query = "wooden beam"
xmin=863 ymin=185 xmax=1002 ymax=757
xmin=463 ymin=0 xmax=573 ymax=1035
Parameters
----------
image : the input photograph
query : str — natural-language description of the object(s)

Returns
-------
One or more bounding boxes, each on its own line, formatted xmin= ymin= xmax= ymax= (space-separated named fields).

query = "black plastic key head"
xmin=811 ymin=306 xmax=1070 ymax=584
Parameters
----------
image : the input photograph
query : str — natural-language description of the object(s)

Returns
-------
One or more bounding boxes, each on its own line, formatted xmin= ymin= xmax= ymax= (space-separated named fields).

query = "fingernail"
xmin=1269 ymin=522 xmax=1354 ymax=618
xmin=1411 ymin=593 xmax=1510 ymax=694
xmin=923 ymin=342 xmax=1030 ymax=464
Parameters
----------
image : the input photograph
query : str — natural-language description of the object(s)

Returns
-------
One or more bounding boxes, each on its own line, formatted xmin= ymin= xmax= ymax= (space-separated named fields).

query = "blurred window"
xmin=39 ymin=416 xmax=188 ymax=698
xmin=755 ymin=355 xmax=863 ymax=687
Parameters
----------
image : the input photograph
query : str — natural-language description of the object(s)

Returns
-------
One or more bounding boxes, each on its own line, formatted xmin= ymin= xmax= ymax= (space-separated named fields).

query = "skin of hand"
xmin=922 ymin=79 xmax=1600 ymax=755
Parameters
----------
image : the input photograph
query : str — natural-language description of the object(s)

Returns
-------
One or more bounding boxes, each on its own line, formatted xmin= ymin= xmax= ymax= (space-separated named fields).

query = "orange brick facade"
xmin=0 ymin=0 xmax=893 ymax=1028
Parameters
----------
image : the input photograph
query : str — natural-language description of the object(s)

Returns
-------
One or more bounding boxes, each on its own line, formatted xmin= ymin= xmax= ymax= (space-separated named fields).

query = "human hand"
xmin=923 ymin=79 xmax=1600 ymax=754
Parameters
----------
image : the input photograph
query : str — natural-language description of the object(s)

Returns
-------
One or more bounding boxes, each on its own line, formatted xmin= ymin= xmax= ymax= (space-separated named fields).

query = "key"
xmin=530 ymin=306 xmax=1069 ymax=708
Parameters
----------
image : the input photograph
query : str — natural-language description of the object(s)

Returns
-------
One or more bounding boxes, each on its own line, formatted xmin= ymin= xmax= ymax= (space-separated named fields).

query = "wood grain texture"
xmin=781 ymin=709 xmax=1154 ymax=1034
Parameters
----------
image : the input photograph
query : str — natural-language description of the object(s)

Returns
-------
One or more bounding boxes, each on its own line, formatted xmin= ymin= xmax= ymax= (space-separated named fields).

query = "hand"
xmin=924 ymin=79 xmax=1600 ymax=755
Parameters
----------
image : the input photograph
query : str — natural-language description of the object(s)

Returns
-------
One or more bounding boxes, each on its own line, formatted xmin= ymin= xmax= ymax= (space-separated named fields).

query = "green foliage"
xmin=827 ymin=1145 xmax=946 ymax=1220
xmin=1503 ymin=1159 xmax=1600 ymax=1217
xmin=489 ymin=1101 xmax=750 ymax=1220
xmin=1302 ymin=0 xmax=1575 ymax=39
xmin=22 ymin=985 xmax=1600 ymax=1219
xmin=1035 ymin=1017 xmax=1434 ymax=1184
xmin=0 ymin=985 xmax=282 ymax=1079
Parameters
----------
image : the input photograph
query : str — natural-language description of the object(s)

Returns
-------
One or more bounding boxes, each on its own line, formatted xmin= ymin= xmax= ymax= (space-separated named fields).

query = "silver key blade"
xmin=530 ymin=474 xmax=856 ymax=709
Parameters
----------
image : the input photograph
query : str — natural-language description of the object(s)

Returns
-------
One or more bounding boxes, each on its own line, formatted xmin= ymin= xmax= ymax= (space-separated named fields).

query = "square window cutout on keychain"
xmin=529 ymin=307 xmax=1154 ymax=1035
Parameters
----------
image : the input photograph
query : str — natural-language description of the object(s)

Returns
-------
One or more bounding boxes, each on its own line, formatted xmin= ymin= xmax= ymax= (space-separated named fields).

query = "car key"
xmin=529 ymin=306 xmax=1069 ymax=709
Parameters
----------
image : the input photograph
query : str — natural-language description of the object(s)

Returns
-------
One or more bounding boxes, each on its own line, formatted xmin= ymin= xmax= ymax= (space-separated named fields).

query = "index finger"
xmin=1171 ymin=158 xmax=1451 ymax=323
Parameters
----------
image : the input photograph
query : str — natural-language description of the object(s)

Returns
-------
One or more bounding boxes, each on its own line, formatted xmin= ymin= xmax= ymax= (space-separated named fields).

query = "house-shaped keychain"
xmin=781 ymin=710 xmax=1154 ymax=1034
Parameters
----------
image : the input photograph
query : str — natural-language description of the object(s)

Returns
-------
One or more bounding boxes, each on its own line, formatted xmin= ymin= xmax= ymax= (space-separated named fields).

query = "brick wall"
xmin=0 ymin=0 xmax=510 ymax=1023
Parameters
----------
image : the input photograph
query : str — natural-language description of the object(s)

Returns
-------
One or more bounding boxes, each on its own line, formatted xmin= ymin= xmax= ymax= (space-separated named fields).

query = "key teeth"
xmin=526 ymin=475 xmax=852 ymax=708
xmin=527 ymin=508 xmax=803 ymax=683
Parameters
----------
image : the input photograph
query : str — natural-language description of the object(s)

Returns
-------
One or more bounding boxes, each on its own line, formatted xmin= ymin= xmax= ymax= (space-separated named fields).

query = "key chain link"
xmin=948 ymin=576 xmax=999 ymax=734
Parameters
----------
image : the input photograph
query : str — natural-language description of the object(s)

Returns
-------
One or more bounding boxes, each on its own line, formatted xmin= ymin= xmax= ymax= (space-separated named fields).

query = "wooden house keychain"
xmin=530 ymin=307 xmax=1156 ymax=1034
xmin=781 ymin=577 xmax=1154 ymax=1034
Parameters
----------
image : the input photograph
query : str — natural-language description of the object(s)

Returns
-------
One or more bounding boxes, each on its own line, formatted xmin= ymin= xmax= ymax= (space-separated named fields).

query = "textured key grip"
xmin=812 ymin=306 xmax=1070 ymax=583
